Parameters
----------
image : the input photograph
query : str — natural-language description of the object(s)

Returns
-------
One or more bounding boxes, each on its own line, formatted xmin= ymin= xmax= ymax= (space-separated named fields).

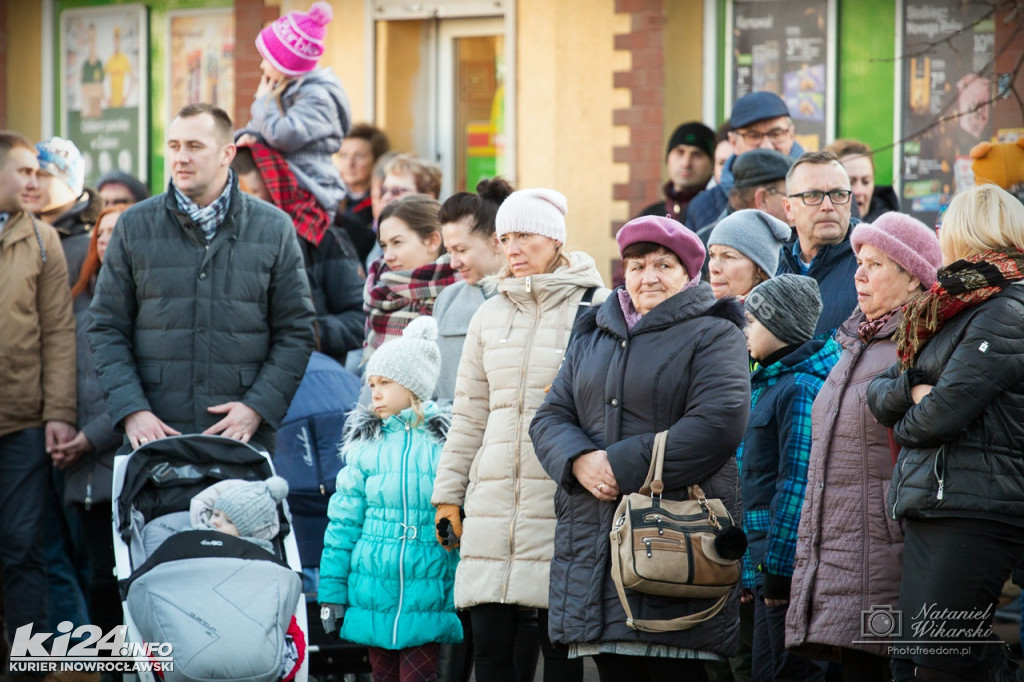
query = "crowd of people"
xmin=3 ymin=3 xmax=1024 ymax=682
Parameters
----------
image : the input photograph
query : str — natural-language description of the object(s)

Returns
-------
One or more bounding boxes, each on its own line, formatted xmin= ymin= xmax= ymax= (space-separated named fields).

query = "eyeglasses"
xmin=734 ymin=127 xmax=792 ymax=144
xmin=381 ymin=186 xmax=413 ymax=198
xmin=763 ymin=187 xmax=786 ymax=197
xmin=787 ymin=189 xmax=853 ymax=206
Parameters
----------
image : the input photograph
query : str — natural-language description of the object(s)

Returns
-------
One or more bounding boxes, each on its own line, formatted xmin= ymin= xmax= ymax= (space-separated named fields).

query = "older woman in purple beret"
xmin=530 ymin=215 xmax=751 ymax=681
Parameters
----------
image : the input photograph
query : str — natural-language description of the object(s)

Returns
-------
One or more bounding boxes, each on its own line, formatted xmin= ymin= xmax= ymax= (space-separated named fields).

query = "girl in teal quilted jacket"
xmin=319 ymin=316 xmax=461 ymax=681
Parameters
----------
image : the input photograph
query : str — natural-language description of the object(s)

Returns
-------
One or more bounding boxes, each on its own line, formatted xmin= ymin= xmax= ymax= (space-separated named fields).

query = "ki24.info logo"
xmin=9 ymin=622 xmax=174 ymax=675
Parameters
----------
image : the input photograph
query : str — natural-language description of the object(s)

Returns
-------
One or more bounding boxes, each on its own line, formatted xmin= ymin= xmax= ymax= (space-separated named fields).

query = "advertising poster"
xmin=60 ymin=4 xmax=148 ymax=186
xmin=731 ymin=0 xmax=830 ymax=151
xmin=167 ymin=10 xmax=236 ymax=125
xmin=901 ymin=1 xmax=994 ymax=226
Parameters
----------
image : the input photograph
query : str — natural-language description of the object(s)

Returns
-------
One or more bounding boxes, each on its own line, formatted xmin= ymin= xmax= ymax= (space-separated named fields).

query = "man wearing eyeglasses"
xmin=686 ymin=91 xmax=805 ymax=234
xmin=776 ymin=151 xmax=860 ymax=337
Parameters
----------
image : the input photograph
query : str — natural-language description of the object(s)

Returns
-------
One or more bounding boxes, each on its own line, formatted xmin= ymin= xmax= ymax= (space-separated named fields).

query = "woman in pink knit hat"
xmin=786 ymin=211 xmax=941 ymax=681
xmin=236 ymin=1 xmax=352 ymax=219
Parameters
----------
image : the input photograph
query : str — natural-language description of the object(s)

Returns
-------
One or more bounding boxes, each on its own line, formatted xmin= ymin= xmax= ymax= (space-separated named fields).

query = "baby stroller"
xmin=112 ymin=434 xmax=308 ymax=682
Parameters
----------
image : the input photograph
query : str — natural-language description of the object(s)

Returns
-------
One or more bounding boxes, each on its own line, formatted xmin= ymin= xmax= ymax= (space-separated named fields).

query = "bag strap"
xmin=639 ymin=430 xmax=668 ymax=497
xmin=609 ymin=534 xmax=729 ymax=632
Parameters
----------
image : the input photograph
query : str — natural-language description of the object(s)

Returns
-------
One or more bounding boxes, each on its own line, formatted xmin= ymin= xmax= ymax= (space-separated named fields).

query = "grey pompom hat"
xmin=214 ymin=475 xmax=289 ymax=540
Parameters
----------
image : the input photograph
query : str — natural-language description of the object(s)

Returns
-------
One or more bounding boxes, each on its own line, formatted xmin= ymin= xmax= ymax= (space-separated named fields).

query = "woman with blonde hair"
xmin=867 ymin=184 xmax=1024 ymax=681
xmin=432 ymin=188 xmax=604 ymax=682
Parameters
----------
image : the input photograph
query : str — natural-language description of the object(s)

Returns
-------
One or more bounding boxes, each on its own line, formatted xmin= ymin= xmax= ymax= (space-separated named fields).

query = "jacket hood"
xmin=753 ymin=336 xmax=841 ymax=385
xmin=340 ymin=402 xmax=451 ymax=456
xmin=492 ymin=251 xmax=605 ymax=311
xmin=53 ymin=188 xmax=103 ymax=237
xmin=292 ymin=67 xmax=352 ymax=137
xmin=589 ymin=282 xmax=745 ymax=339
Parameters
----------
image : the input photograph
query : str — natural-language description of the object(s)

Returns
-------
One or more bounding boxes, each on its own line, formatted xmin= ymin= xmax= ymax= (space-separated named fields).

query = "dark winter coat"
xmin=52 ymin=188 xmax=104 ymax=294
xmin=89 ymin=177 xmax=316 ymax=449
xmin=867 ymin=284 xmax=1024 ymax=523
xmin=776 ymin=231 xmax=860 ymax=338
xmin=863 ymin=186 xmax=901 ymax=223
xmin=299 ymin=225 xmax=365 ymax=365
xmin=65 ymin=280 xmax=121 ymax=506
xmin=529 ymin=283 xmax=750 ymax=655
xmin=741 ymin=338 xmax=840 ymax=599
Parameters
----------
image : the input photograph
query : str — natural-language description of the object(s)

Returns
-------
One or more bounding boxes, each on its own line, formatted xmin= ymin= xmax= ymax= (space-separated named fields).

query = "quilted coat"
xmin=528 ymin=284 xmax=750 ymax=655
xmin=787 ymin=311 xmax=905 ymax=659
xmin=88 ymin=179 xmax=315 ymax=449
xmin=867 ymin=284 xmax=1024 ymax=523
xmin=319 ymin=403 xmax=462 ymax=649
xmin=0 ymin=211 xmax=76 ymax=437
xmin=431 ymin=252 xmax=605 ymax=609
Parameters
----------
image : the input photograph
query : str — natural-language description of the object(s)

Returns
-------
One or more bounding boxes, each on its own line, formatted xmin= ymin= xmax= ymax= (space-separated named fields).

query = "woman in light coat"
xmin=786 ymin=212 xmax=941 ymax=681
xmin=432 ymin=188 xmax=604 ymax=682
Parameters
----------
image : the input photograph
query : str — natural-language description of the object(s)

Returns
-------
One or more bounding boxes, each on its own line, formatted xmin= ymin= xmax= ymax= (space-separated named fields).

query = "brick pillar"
xmin=234 ymin=0 xmax=280 ymax=128
xmin=610 ymin=0 xmax=665 ymax=284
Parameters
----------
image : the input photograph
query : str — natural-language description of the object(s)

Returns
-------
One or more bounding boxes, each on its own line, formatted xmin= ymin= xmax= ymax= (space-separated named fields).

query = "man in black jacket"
xmin=90 ymin=104 xmax=315 ymax=452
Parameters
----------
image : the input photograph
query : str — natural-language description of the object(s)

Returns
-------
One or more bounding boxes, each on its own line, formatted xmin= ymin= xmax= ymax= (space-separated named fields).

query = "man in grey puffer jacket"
xmin=90 ymin=104 xmax=315 ymax=452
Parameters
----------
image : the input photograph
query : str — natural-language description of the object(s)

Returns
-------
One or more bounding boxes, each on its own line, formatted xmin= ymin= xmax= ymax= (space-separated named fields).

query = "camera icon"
xmin=861 ymin=605 xmax=902 ymax=639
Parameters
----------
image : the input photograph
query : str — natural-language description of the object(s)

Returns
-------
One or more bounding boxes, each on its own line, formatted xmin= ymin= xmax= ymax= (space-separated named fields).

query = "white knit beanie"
xmin=495 ymin=188 xmax=568 ymax=243
xmin=364 ymin=316 xmax=441 ymax=402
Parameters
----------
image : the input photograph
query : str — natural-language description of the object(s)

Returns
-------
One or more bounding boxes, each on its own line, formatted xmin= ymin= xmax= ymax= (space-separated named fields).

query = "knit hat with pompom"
xmin=364 ymin=316 xmax=442 ymax=402
xmin=213 ymin=475 xmax=289 ymax=540
xmin=256 ymin=1 xmax=333 ymax=76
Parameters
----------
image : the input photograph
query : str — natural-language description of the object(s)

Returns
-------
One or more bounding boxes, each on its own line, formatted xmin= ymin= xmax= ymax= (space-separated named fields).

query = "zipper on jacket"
xmin=933 ymin=446 xmax=946 ymax=501
xmin=892 ymin=457 xmax=907 ymax=518
xmin=392 ymin=421 xmax=413 ymax=646
xmin=502 ymin=298 xmax=542 ymax=602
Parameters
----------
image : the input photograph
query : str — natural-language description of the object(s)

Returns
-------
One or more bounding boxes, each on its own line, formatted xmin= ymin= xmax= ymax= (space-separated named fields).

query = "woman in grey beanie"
xmin=707 ymin=209 xmax=792 ymax=301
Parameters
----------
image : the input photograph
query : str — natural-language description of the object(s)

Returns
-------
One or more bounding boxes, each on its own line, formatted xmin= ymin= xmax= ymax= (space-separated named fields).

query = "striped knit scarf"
xmin=895 ymin=248 xmax=1024 ymax=370
xmin=363 ymin=255 xmax=459 ymax=353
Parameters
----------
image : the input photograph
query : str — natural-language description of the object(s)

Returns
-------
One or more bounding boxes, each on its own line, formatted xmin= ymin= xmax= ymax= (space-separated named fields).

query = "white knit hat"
xmin=364 ymin=316 xmax=441 ymax=402
xmin=495 ymin=188 xmax=568 ymax=243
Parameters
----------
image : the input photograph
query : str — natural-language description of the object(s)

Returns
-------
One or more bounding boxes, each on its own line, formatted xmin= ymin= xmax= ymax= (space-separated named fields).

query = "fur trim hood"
xmin=340 ymin=402 xmax=451 ymax=457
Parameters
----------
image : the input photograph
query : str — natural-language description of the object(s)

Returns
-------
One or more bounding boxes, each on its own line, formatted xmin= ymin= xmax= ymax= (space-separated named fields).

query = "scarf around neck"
xmin=895 ymin=248 xmax=1024 ymax=369
xmin=363 ymin=254 xmax=459 ymax=353
xmin=243 ymin=142 xmax=329 ymax=246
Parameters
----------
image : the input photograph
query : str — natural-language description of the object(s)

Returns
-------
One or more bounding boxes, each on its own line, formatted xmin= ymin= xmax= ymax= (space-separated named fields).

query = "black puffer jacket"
xmin=530 ymin=284 xmax=750 ymax=655
xmin=867 ymin=284 xmax=1024 ymax=523
xmin=89 ymin=178 xmax=315 ymax=449
xmin=298 ymin=225 xmax=365 ymax=365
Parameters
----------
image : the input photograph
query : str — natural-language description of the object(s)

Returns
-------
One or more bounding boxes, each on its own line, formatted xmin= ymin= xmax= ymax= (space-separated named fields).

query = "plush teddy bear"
xmin=970 ymin=138 xmax=1024 ymax=199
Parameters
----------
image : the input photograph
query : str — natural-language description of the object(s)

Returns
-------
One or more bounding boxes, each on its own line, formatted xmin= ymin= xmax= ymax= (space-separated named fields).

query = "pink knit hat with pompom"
xmin=850 ymin=212 xmax=942 ymax=288
xmin=256 ymin=1 xmax=333 ymax=77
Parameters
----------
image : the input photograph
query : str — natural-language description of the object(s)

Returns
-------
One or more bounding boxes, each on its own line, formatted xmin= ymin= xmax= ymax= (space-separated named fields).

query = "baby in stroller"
xmin=114 ymin=436 xmax=309 ymax=682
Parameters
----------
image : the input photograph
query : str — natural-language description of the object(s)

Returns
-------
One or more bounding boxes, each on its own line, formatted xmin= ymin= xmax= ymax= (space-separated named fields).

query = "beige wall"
xmin=6 ymin=1 xmax=43 ymax=140
xmin=283 ymin=0 xmax=370 ymax=123
xmin=516 ymin=0 xmax=622 ymax=282
xmin=663 ymin=0 xmax=707 ymax=140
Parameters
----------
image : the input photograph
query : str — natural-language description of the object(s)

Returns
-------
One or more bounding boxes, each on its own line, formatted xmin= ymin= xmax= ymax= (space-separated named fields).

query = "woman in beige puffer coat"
xmin=432 ymin=188 xmax=604 ymax=682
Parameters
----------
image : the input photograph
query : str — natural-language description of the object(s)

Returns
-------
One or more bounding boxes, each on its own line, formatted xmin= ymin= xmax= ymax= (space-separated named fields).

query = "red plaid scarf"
xmin=895 ymin=248 xmax=1024 ymax=369
xmin=363 ymin=255 xmax=459 ymax=353
xmin=242 ymin=142 xmax=330 ymax=246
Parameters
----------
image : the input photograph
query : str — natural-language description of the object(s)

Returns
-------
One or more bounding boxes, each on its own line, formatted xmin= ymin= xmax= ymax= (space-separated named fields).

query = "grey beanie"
xmin=214 ymin=475 xmax=289 ymax=541
xmin=364 ymin=316 xmax=441 ymax=402
xmin=708 ymin=209 xmax=792 ymax=276
xmin=745 ymin=274 xmax=822 ymax=345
